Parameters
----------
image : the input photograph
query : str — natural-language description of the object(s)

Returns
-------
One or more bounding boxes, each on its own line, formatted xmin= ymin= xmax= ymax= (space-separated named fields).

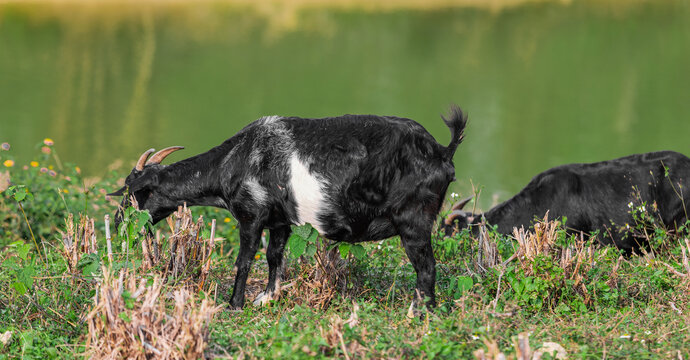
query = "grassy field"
xmin=1 ymin=140 xmax=689 ymax=359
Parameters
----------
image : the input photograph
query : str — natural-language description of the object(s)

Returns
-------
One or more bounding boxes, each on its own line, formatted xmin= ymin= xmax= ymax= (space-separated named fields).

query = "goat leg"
xmin=254 ymin=225 xmax=290 ymax=306
xmin=229 ymin=222 xmax=263 ymax=309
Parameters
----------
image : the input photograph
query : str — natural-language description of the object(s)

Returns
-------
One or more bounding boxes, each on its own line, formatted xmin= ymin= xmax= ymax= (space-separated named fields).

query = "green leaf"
xmin=350 ymin=244 xmax=366 ymax=259
xmin=12 ymin=281 xmax=27 ymax=295
xmin=20 ymin=331 xmax=34 ymax=355
xmin=13 ymin=190 xmax=26 ymax=202
xmin=455 ymin=276 xmax=473 ymax=295
xmin=306 ymin=229 xmax=319 ymax=244
xmin=137 ymin=210 xmax=152 ymax=226
xmin=78 ymin=254 xmax=101 ymax=277
xmin=119 ymin=312 xmax=131 ymax=323
xmin=122 ymin=291 xmax=135 ymax=310
xmin=292 ymin=224 xmax=313 ymax=239
xmin=288 ymin=234 xmax=307 ymax=257
xmin=17 ymin=265 xmax=35 ymax=290
xmin=304 ymin=244 xmax=317 ymax=257
xmin=339 ymin=243 xmax=351 ymax=259
xmin=16 ymin=243 xmax=31 ymax=261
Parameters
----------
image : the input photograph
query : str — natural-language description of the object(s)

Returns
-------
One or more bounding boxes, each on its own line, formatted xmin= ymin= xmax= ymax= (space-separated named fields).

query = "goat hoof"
xmin=407 ymin=301 xmax=420 ymax=319
xmin=253 ymin=290 xmax=275 ymax=306
xmin=226 ymin=305 xmax=243 ymax=312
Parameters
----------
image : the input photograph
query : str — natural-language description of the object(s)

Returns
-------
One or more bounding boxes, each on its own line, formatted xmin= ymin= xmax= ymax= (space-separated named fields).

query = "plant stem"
xmin=17 ymin=201 xmax=46 ymax=265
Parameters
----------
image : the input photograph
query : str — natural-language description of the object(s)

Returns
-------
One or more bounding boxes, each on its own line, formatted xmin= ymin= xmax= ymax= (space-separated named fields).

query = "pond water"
xmin=1 ymin=1 xmax=689 ymax=209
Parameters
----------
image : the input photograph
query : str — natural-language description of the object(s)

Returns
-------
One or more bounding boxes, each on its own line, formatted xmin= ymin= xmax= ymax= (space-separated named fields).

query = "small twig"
xmin=670 ymin=302 xmax=683 ymax=315
xmin=105 ymin=215 xmax=113 ymax=264
xmin=338 ymin=330 xmax=351 ymax=360
xmin=501 ymin=252 xmax=518 ymax=267
xmin=22 ymin=293 xmax=76 ymax=328
xmin=661 ymin=262 xmax=688 ymax=278
xmin=493 ymin=269 xmax=504 ymax=310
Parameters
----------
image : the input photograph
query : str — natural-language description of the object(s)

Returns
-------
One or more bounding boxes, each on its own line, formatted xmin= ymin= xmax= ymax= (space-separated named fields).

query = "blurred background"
xmin=0 ymin=0 xmax=688 ymax=210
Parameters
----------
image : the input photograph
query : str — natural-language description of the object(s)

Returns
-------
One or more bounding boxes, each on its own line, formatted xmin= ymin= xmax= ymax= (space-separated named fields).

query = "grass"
xmin=1 ymin=140 xmax=689 ymax=359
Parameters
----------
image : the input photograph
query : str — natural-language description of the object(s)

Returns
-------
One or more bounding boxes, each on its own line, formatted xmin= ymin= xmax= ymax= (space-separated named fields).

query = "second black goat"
xmin=443 ymin=151 xmax=690 ymax=253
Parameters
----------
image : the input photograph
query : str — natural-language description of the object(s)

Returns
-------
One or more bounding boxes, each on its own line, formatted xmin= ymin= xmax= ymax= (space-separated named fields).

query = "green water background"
xmin=1 ymin=1 xmax=689 ymax=209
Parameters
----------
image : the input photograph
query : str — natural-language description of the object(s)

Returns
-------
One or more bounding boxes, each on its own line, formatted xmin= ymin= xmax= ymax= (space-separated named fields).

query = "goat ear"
xmin=108 ymin=186 xmax=127 ymax=197
xmin=452 ymin=196 xmax=473 ymax=211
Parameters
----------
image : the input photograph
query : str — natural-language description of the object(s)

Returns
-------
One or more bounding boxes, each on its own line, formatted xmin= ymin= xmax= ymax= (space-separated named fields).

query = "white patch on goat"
xmin=289 ymin=153 xmax=327 ymax=233
xmin=245 ymin=177 xmax=267 ymax=205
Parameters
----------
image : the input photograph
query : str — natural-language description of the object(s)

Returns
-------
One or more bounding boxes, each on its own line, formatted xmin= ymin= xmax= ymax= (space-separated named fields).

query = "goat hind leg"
xmin=397 ymin=222 xmax=437 ymax=317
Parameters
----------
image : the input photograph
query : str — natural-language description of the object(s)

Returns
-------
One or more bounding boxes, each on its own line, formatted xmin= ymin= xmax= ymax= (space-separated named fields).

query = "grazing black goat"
xmin=110 ymin=106 xmax=468 ymax=309
xmin=443 ymin=151 xmax=690 ymax=253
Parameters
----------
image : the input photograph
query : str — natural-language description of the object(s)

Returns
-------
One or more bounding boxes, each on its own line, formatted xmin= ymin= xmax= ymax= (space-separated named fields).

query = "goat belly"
xmin=317 ymin=213 xmax=396 ymax=243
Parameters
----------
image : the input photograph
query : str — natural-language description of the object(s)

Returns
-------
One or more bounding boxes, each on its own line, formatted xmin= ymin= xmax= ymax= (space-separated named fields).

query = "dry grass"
xmin=53 ymin=203 xmax=223 ymax=358
xmin=85 ymin=268 xmax=221 ymax=359
xmin=286 ymin=244 xmax=350 ymax=310
xmin=512 ymin=214 xmax=560 ymax=276
xmin=474 ymin=332 xmax=567 ymax=360
xmin=318 ymin=302 xmax=368 ymax=359
xmin=476 ymin=222 xmax=501 ymax=273
xmin=156 ymin=204 xmax=217 ymax=292
xmin=662 ymin=238 xmax=690 ymax=291
xmin=59 ymin=213 xmax=98 ymax=275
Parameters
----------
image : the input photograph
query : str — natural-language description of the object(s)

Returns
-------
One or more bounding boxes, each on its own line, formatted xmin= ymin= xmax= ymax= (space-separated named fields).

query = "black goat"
xmin=443 ymin=151 xmax=690 ymax=253
xmin=110 ymin=106 xmax=468 ymax=309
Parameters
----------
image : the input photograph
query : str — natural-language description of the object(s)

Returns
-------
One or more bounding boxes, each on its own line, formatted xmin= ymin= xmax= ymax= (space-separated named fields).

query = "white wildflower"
xmin=451 ymin=192 xmax=459 ymax=199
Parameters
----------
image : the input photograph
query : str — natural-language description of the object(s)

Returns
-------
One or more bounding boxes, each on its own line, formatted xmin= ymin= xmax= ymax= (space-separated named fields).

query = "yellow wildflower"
xmin=43 ymin=138 xmax=54 ymax=146
xmin=30 ymin=161 xmax=38 ymax=167
xmin=254 ymin=254 xmax=261 ymax=260
xmin=224 ymin=217 xmax=231 ymax=223
xmin=62 ymin=189 xmax=69 ymax=194
xmin=48 ymin=165 xmax=53 ymax=170
xmin=75 ymin=166 xmax=81 ymax=174
xmin=3 ymin=159 xmax=14 ymax=167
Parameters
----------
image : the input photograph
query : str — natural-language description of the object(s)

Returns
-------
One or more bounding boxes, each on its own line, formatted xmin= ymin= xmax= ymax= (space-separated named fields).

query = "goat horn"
xmin=444 ymin=210 xmax=465 ymax=226
xmin=146 ymin=146 xmax=184 ymax=166
xmin=451 ymin=196 xmax=474 ymax=211
xmin=135 ymin=148 xmax=156 ymax=171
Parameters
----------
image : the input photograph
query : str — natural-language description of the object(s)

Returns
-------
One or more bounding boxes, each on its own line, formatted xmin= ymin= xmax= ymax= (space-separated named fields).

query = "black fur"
xmin=112 ymin=106 xmax=468 ymax=309
xmin=443 ymin=151 xmax=690 ymax=253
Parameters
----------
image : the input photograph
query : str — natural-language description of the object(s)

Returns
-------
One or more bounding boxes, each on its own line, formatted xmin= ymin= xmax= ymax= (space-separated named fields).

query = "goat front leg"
xmin=254 ymin=225 xmax=290 ymax=306
xmin=229 ymin=221 xmax=263 ymax=309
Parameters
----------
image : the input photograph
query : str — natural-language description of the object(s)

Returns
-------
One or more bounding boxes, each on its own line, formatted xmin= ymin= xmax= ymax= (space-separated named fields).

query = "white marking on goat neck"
xmin=289 ymin=153 xmax=327 ymax=233
xmin=245 ymin=177 xmax=268 ymax=205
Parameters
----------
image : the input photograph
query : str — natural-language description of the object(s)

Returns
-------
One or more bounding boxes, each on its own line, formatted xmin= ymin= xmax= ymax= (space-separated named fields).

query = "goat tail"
xmin=442 ymin=104 xmax=468 ymax=159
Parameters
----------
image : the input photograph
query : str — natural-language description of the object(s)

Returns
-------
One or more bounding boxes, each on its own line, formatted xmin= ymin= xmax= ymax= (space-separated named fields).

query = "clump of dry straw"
xmin=86 ymin=268 xmax=221 ymax=359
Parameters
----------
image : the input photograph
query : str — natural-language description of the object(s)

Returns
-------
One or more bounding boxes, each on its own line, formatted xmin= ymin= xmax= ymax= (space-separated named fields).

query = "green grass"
xmin=1 ymin=141 xmax=689 ymax=359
